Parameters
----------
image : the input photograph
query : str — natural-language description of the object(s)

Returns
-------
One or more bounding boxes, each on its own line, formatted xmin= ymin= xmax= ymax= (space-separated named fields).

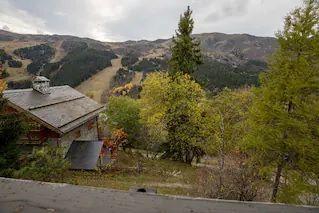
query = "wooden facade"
xmin=3 ymin=79 xmax=103 ymax=154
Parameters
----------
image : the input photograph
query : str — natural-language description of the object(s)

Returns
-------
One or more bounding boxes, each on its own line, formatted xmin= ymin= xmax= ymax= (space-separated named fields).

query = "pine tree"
xmin=169 ymin=6 xmax=202 ymax=76
xmin=246 ymin=0 xmax=319 ymax=203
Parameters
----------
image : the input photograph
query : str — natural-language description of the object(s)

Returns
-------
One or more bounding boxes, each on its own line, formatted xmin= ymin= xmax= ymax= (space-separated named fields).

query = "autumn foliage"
xmin=102 ymin=129 xmax=128 ymax=159
xmin=0 ymin=79 xmax=6 ymax=93
xmin=111 ymin=83 xmax=134 ymax=96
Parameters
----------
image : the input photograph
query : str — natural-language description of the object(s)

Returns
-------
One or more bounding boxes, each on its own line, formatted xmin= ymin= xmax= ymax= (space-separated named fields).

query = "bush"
xmin=196 ymin=153 xmax=268 ymax=201
xmin=103 ymin=96 xmax=141 ymax=149
xmin=0 ymin=91 xmax=26 ymax=177
xmin=14 ymin=146 xmax=70 ymax=182
xmin=102 ymin=129 xmax=128 ymax=159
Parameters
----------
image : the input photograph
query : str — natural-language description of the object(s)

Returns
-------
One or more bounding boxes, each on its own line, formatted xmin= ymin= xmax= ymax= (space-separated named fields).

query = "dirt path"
xmin=76 ymin=57 xmax=122 ymax=103
xmin=50 ymin=40 xmax=66 ymax=63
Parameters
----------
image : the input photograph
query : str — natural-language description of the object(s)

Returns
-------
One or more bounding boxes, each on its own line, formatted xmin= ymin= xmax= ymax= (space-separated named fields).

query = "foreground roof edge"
xmin=1 ymin=177 xmax=318 ymax=213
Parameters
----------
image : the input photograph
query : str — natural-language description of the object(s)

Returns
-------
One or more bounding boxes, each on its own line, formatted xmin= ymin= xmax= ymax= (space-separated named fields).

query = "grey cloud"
xmin=2 ymin=25 xmax=10 ymax=31
xmin=204 ymin=0 xmax=251 ymax=23
xmin=1 ymin=0 xmax=302 ymax=41
xmin=102 ymin=1 xmax=187 ymax=40
xmin=9 ymin=0 xmax=94 ymax=36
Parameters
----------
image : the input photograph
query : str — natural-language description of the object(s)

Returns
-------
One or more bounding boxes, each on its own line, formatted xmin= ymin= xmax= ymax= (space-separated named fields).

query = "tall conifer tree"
xmin=247 ymin=0 xmax=319 ymax=203
xmin=169 ymin=6 xmax=202 ymax=75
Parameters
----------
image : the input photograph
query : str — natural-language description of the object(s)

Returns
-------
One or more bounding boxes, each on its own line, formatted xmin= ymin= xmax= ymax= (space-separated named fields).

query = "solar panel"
xmin=65 ymin=140 xmax=103 ymax=170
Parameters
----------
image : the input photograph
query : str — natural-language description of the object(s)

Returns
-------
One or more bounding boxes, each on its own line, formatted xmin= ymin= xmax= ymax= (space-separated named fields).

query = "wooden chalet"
xmin=3 ymin=76 xmax=104 ymax=154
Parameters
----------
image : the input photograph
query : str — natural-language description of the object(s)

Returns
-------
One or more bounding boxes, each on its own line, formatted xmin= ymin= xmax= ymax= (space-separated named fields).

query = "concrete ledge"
xmin=0 ymin=177 xmax=318 ymax=213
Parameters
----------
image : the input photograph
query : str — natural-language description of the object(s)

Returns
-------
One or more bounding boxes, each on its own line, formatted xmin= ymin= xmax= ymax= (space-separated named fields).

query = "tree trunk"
xmin=271 ymin=100 xmax=292 ymax=202
xmin=271 ymin=101 xmax=293 ymax=203
xmin=271 ymin=160 xmax=284 ymax=202
xmin=185 ymin=148 xmax=194 ymax=164
xmin=217 ymin=112 xmax=225 ymax=197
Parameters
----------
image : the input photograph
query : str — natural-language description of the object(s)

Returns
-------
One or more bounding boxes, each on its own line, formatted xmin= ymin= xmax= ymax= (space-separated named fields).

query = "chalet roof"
xmin=3 ymin=86 xmax=104 ymax=135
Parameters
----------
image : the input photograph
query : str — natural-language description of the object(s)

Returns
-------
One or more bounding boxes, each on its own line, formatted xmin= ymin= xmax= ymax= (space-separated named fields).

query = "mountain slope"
xmin=0 ymin=30 xmax=117 ymax=90
xmin=76 ymin=57 xmax=122 ymax=103
xmin=0 ymin=30 xmax=278 ymax=101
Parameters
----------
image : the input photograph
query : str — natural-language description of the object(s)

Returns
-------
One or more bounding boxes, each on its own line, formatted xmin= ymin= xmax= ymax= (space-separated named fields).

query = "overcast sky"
xmin=0 ymin=0 xmax=302 ymax=42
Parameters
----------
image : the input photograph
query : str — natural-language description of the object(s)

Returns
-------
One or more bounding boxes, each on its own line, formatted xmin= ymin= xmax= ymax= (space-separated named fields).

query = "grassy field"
xmin=54 ymin=151 xmax=201 ymax=197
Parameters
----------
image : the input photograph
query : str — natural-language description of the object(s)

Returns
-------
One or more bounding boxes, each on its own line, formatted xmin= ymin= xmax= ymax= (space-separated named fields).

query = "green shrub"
xmin=0 ymin=94 xmax=26 ymax=177
xmin=15 ymin=146 xmax=70 ymax=181
xmin=103 ymin=96 xmax=141 ymax=149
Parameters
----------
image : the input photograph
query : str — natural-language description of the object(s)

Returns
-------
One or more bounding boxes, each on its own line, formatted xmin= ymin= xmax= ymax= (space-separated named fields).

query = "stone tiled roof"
xmin=3 ymin=86 xmax=104 ymax=134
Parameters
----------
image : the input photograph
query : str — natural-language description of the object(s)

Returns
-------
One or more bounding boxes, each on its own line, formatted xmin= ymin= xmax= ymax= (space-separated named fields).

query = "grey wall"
xmin=48 ymin=117 xmax=99 ymax=155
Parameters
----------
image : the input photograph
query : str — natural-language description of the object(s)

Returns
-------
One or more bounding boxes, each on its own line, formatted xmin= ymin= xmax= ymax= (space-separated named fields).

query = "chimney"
xmin=32 ymin=76 xmax=51 ymax=94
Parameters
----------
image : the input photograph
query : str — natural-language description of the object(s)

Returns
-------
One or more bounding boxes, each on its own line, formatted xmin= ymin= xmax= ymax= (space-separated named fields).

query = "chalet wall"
xmin=48 ymin=117 xmax=99 ymax=155
xmin=4 ymin=106 xmax=59 ymax=145
xmin=6 ymin=105 xmax=100 ymax=155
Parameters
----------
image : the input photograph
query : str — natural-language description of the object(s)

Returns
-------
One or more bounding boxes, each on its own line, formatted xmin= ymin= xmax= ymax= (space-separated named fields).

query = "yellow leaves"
xmin=140 ymin=71 xmax=209 ymax=149
xmin=0 ymin=79 xmax=7 ymax=94
xmin=112 ymin=83 xmax=134 ymax=96
xmin=103 ymin=129 xmax=128 ymax=159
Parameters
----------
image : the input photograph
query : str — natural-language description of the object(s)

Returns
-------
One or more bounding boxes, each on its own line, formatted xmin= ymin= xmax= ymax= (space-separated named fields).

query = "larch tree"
xmin=169 ymin=6 xmax=202 ymax=76
xmin=246 ymin=0 xmax=319 ymax=203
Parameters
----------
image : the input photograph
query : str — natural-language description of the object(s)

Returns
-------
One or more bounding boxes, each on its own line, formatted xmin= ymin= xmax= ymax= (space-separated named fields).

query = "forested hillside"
xmin=0 ymin=29 xmax=277 ymax=92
